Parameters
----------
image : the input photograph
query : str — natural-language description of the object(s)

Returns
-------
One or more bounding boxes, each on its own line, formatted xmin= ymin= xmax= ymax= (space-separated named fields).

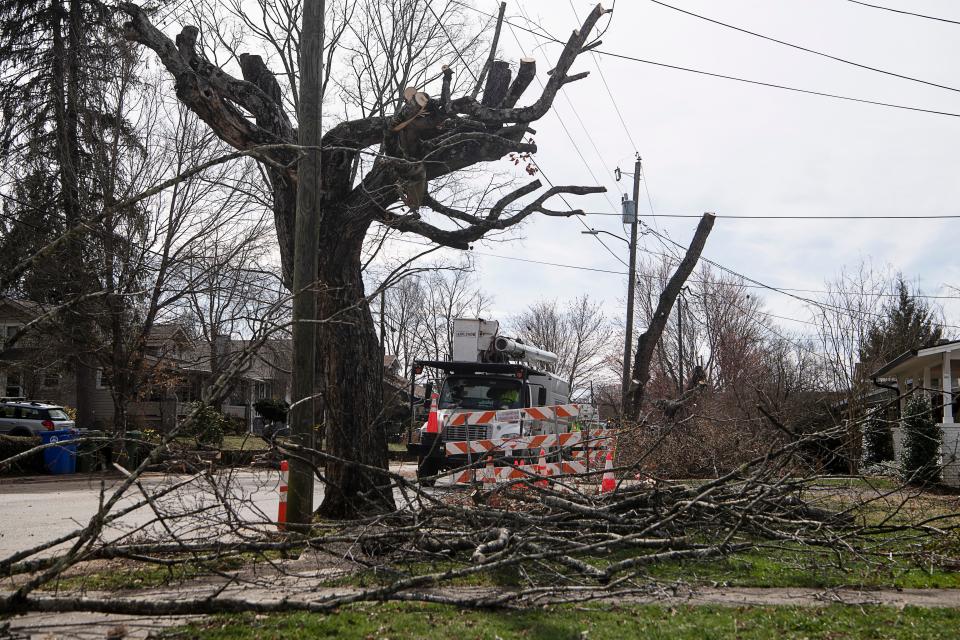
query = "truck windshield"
xmin=439 ymin=376 xmax=522 ymax=410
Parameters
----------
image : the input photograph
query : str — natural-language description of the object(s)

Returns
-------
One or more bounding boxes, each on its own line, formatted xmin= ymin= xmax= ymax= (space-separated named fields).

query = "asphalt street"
xmin=0 ymin=462 xmax=419 ymax=559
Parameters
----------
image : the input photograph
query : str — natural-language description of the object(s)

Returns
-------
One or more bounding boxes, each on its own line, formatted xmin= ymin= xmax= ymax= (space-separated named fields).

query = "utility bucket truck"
xmin=408 ymin=318 xmax=580 ymax=485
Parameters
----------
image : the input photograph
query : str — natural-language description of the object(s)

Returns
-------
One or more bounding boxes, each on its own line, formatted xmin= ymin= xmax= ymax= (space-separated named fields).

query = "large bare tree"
xmin=118 ymin=1 xmax=608 ymax=516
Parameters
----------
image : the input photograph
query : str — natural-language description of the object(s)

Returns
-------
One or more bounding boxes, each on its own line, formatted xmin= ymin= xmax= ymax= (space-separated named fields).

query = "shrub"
xmin=254 ymin=398 xmax=288 ymax=424
xmin=0 ymin=434 xmax=44 ymax=473
xmin=900 ymin=393 xmax=942 ymax=485
xmin=184 ymin=402 xmax=228 ymax=447
xmin=863 ymin=410 xmax=895 ymax=464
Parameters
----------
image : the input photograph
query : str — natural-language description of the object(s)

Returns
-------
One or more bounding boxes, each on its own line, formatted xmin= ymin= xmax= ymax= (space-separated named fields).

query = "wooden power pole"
xmin=287 ymin=0 xmax=325 ymax=525
xmin=620 ymin=155 xmax=641 ymax=416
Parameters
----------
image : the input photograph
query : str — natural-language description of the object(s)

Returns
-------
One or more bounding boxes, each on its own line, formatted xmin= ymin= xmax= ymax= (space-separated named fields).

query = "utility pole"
xmin=380 ymin=288 xmax=386 ymax=409
xmin=287 ymin=0 xmax=325 ymax=525
xmin=620 ymin=155 xmax=641 ymax=416
xmin=677 ymin=287 xmax=685 ymax=393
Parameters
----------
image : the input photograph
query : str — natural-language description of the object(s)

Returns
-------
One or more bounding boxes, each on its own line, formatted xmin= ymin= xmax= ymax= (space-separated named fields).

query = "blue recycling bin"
xmin=41 ymin=429 xmax=77 ymax=474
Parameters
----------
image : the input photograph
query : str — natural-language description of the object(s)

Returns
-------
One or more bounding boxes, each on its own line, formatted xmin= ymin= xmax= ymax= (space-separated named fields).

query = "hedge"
xmin=0 ymin=434 xmax=44 ymax=474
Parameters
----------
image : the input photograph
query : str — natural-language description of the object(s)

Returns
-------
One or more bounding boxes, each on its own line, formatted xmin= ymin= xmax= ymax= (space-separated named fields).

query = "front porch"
xmin=873 ymin=339 xmax=960 ymax=486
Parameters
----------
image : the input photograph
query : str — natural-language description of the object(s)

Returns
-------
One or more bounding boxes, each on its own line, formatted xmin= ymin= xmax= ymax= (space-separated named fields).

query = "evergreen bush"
xmin=254 ymin=398 xmax=289 ymax=424
xmin=185 ymin=402 xmax=228 ymax=447
xmin=863 ymin=410 xmax=895 ymax=464
xmin=900 ymin=393 xmax=942 ymax=485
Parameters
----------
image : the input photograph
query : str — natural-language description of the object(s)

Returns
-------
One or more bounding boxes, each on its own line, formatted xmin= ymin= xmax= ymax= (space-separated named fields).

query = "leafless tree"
xmin=118 ymin=0 xmax=609 ymax=517
xmin=510 ymin=294 xmax=611 ymax=395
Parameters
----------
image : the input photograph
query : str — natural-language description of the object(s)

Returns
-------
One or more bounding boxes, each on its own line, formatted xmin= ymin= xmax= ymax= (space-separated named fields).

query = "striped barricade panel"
xmin=446 ymin=403 xmax=587 ymax=427
xmin=444 ymin=429 xmax=615 ymax=456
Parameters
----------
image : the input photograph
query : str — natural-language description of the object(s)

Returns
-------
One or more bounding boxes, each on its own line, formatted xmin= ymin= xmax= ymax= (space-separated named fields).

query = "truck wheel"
xmin=417 ymin=457 xmax=440 ymax=487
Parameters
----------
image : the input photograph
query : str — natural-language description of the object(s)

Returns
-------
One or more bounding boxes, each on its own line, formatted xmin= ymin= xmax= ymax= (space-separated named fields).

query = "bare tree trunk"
xmin=626 ymin=214 xmax=715 ymax=421
xmin=316 ymin=225 xmax=394 ymax=517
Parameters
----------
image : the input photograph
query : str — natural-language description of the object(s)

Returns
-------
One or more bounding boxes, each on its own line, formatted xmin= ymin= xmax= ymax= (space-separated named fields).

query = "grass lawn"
xmin=165 ymin=603 xmax=960 ymax=639
xmin=220 ymin=435 xmax=269 ymax=451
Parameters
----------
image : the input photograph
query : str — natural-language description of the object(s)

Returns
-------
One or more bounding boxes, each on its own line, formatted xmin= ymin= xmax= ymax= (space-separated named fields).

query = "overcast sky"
xmin=380 ymin=0 xmax=960 ymax=340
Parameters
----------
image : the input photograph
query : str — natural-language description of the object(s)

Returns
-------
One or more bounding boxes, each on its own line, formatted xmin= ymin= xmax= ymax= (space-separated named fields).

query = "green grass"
xmin=165 ymin=603 xmax=960 ymax=639
xmin=42 ymin=556 xmax=250 ymax=592
xmin=642 ymin=546 xmax=960 ymax=589
xmin=220 ymin=435 xmax=269 ymax=451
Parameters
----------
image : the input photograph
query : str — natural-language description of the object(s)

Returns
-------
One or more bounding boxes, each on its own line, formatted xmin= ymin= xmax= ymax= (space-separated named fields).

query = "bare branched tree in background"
xmin=510 ymin=294 xmax=610 ymax=396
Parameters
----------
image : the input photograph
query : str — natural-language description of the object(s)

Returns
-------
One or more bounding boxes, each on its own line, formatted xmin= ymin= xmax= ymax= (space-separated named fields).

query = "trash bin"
xmin=124 ymin=431 xmax=143 ymax=468
xmin=77 ymin=430 xmax=104 ymax=473
xmin=40 ymin=429 xmax=77 ymax=474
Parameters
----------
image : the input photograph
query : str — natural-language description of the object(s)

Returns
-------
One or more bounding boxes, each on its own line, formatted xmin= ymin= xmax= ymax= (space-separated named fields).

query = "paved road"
xmin=0 ymin=462 xmax=419 ymax=559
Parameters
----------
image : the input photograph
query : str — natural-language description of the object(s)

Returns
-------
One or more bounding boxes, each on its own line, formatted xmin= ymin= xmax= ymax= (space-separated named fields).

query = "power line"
xmin=845 ymin=0 xmax=960 ymax=26
xmin=450 ymin=0 xmax=960 ymax=120
xmin=650 ymin=0 xmax=960 ymax=95
xmin=498 ymin=7 xmax=630 ymax=269
xmin=425 ymin=0 xmax=480 ymax=83
xmin=389 ymin=234 xmax=960 ymax=302
xmin=639 ymin=222 xmax=960 ymax=329
xmin=634 ymin=212 xmax=960 ymax=220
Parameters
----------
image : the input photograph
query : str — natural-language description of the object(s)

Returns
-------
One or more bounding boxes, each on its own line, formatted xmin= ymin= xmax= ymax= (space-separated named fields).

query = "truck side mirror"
xmin=423 ymin=382 xmax=433 ymax=404
xmin=538 ymin=388 xmax=547 ymax=406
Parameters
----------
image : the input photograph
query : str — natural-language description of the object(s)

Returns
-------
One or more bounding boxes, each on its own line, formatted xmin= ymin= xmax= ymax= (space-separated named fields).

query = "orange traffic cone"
xmin=600 ymin=450 xmax=616 ymax=494
xmin=426 ymin=392 xmax=440 ymax=434
xmin=277 ymin=460 xmax=288 ymax=530
xmin=484 ymin=455 xmax=496 ymax=487
xmin=536 ymin=448 xmax=549 ymax=488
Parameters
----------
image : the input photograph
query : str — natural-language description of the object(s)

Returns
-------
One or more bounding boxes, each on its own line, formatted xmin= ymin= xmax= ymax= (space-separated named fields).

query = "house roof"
xmin=146 ymin=323 xmax=193 ymax=347
xmin=871 ymin=339 xmax=960 ymax=379
xmin=0 ymin=298 xmax=44 ymax=317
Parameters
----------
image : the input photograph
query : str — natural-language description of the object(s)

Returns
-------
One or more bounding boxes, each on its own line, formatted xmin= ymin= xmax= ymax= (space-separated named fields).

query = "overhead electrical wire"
xmin=649 ymin=0 xmax=960 ymax=95
xmin=388 ymin=234 xmax=960 ymax=303
xmin=497 ymin=6 xmax=630 ymax=269
xmin=450 ymin=0 xmax=960 ymax=120
xmin=845 ymin=0 xmax=960 ymax=26
xmin=638 ymin=222 xmax=960 ymax=330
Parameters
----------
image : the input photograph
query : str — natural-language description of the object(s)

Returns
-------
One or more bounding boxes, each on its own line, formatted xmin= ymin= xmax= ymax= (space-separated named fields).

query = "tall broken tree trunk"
xmin=625 ymin=213 xmax=715 ymax=421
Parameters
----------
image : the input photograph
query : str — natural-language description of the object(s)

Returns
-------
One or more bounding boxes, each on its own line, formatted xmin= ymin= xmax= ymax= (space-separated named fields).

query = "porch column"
xmin=943 ymin=352 xmax=953 ymax=424
xmin=943 ymin=352 xmax=960 ymax=487
xmin=923 ymin=366 xmax=932 ymax=392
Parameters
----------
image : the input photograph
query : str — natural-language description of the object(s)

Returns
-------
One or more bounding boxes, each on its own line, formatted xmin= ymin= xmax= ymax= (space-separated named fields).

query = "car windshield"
xmin=438 ymin=376 xmax=522 ymax=410
xmin=47 ymin=409 xmax=70 ymax=421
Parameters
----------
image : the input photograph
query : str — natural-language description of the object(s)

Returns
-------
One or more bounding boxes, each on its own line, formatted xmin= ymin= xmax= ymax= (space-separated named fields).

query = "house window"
xmin=95 ymin=369 xmax=112 ymax=390
xmin=43 ymin=373 xmax=60 ymax=388
xmin=2 ymin=324 xmax=21 ymax=344
xmin=5 ymin=372 xmax=23 ymax=398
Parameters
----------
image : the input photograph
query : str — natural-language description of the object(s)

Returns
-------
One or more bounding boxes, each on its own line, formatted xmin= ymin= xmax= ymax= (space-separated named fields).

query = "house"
xmin=871 ymin=339 xmax=960 ymax=486
xmin=0 ymin=297 xmax=292 ymax=431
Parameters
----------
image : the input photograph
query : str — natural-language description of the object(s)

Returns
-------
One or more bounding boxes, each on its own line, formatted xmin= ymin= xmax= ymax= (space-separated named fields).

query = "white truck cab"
xmin=408 ymin=318 xmax=572 ymax=483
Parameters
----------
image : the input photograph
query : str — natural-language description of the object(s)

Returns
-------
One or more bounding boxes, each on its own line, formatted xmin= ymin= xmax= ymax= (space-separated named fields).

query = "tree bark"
xmin=481 ymin=61 xmax=512 ymax=107
xmin=626 ymin=214 xmax=715 ymax=421
xmin=316 ymin=223 xmax=394 ymax=517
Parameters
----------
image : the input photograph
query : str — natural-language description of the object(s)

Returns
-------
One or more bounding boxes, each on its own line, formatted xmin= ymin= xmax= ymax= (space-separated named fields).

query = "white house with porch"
xmin=872 ymin=339 xmax=960 ymax=486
